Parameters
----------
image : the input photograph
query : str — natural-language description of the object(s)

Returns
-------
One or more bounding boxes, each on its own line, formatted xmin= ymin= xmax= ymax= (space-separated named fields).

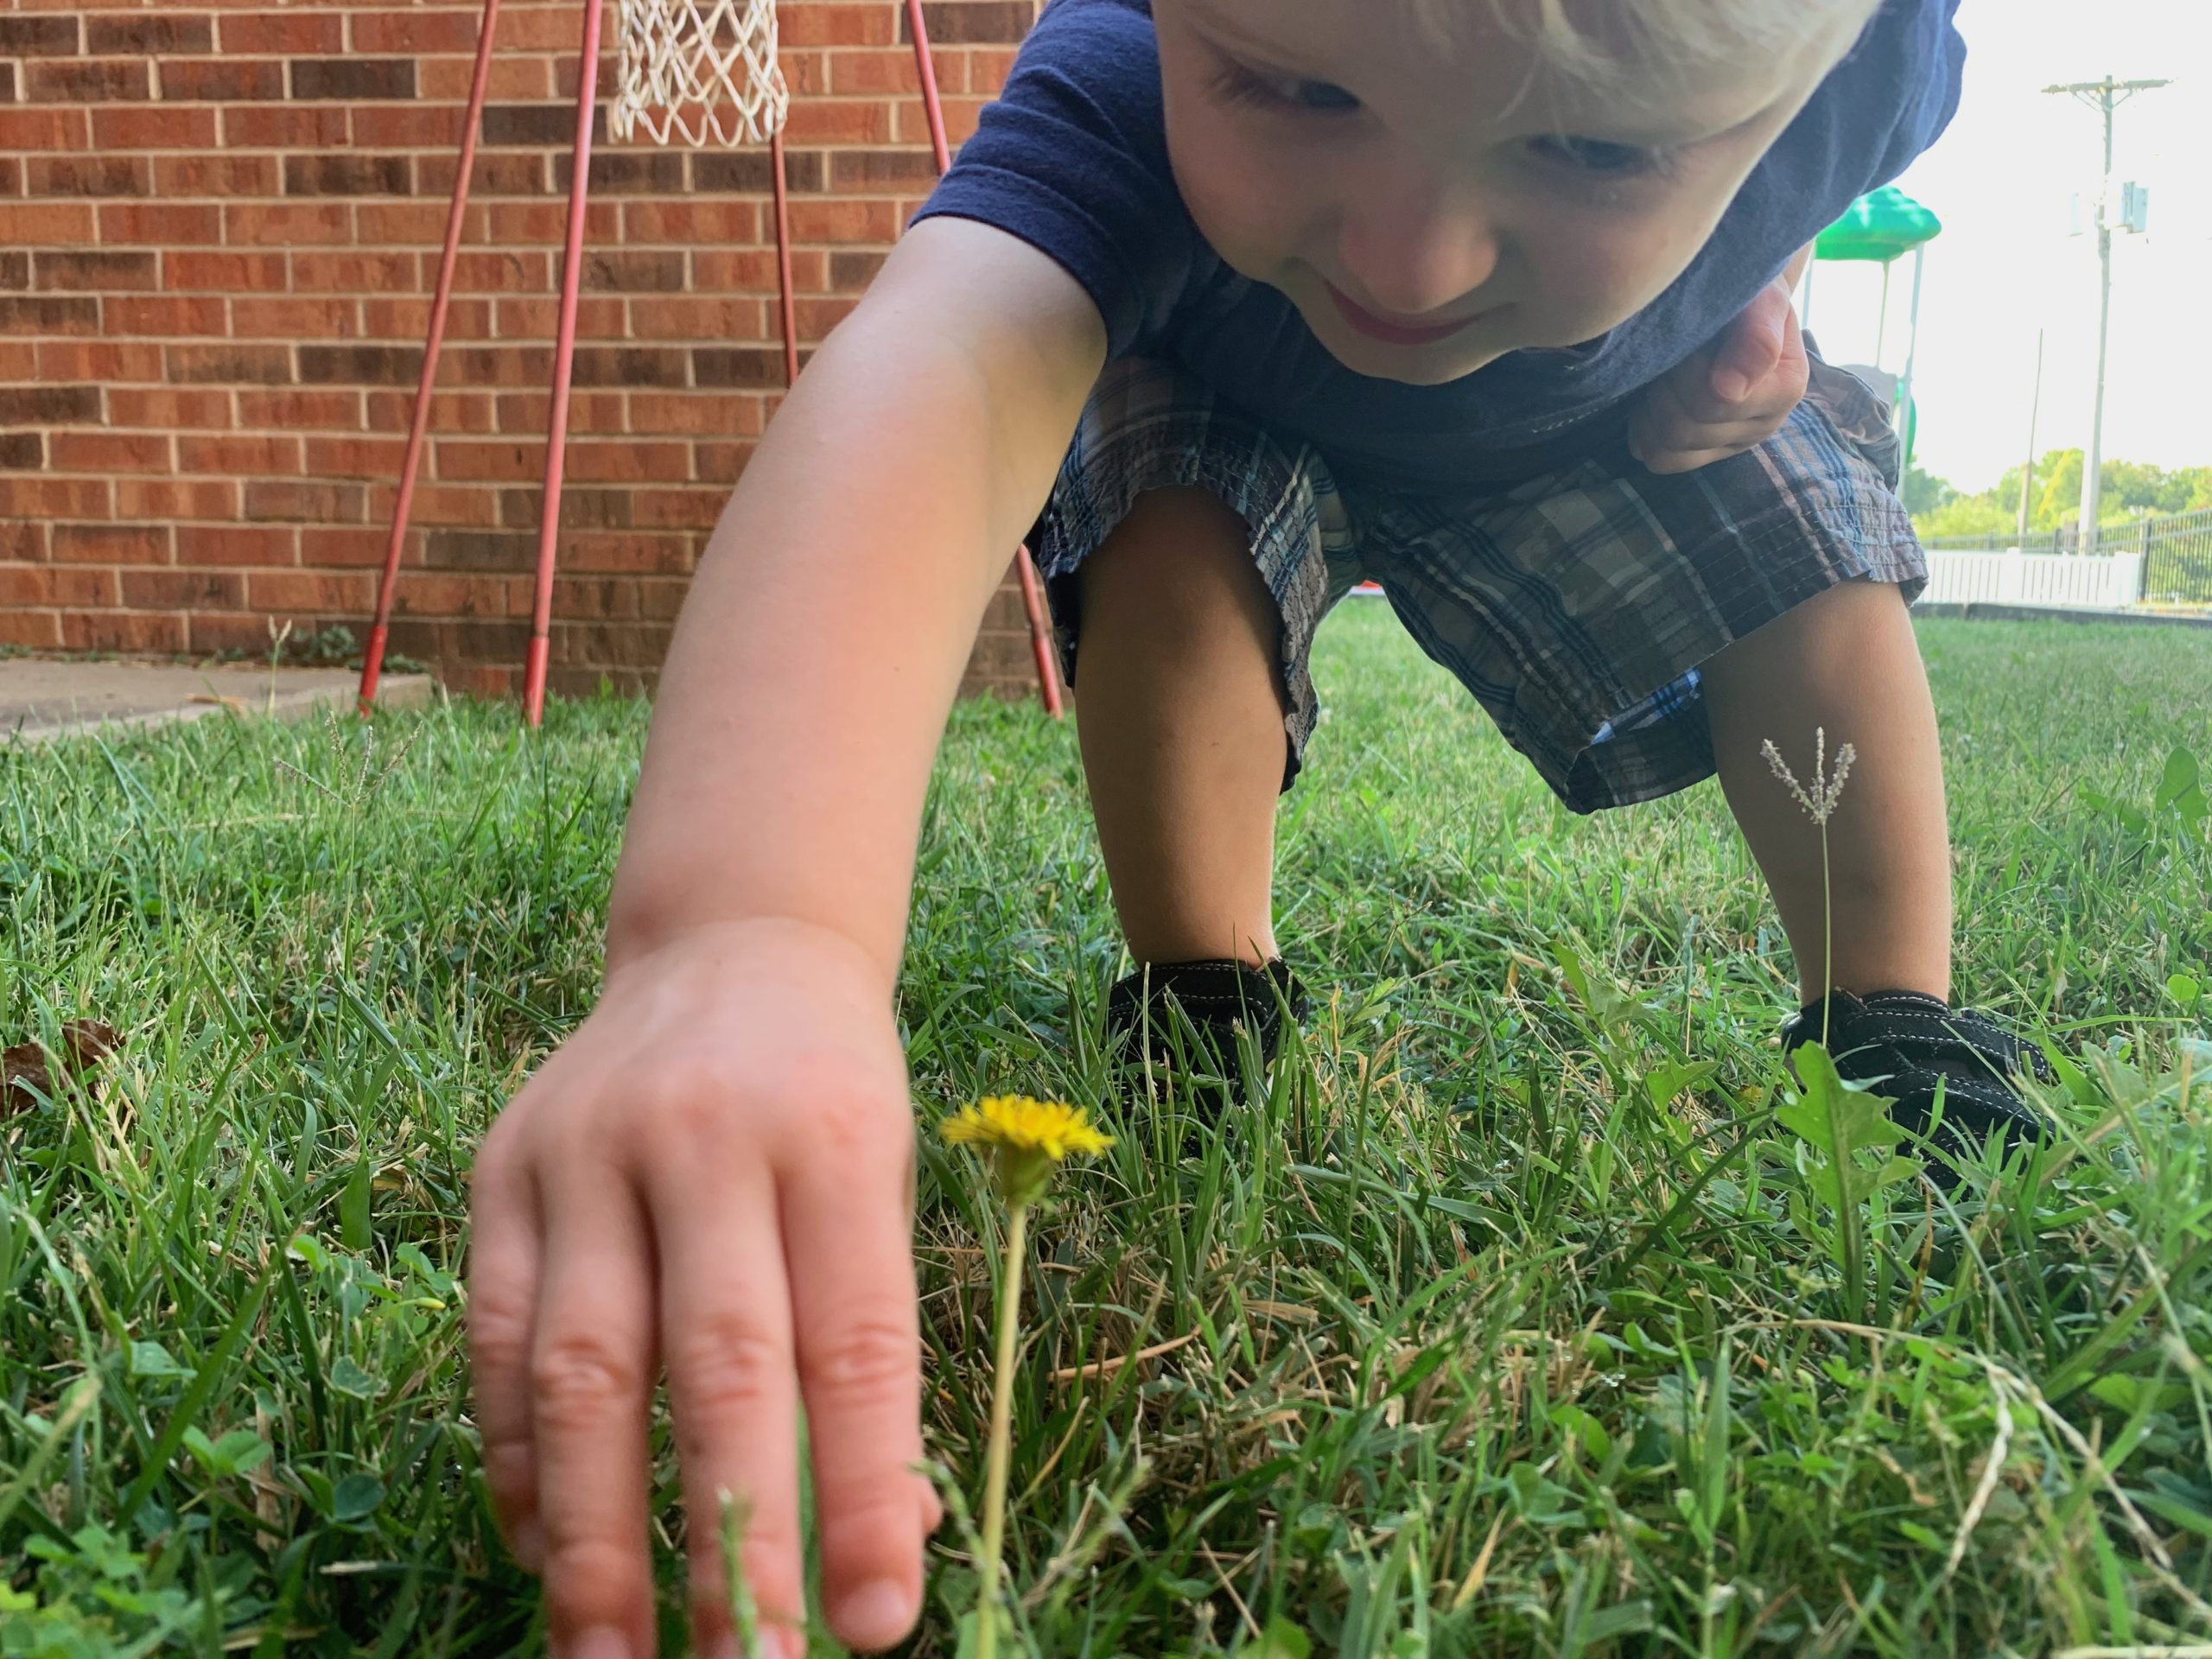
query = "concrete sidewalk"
xmin=0 ymin=658 xmax=435 ymax=743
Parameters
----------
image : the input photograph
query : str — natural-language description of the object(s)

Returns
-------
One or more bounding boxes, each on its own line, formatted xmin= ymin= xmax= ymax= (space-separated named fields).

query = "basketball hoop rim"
xmin=608 ymin=0 xmax=791 ymax=149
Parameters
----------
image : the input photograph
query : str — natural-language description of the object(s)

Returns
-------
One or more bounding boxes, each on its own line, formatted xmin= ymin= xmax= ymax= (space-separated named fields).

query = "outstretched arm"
xmin=468 ymin=216 xmax=1106 ymax=1659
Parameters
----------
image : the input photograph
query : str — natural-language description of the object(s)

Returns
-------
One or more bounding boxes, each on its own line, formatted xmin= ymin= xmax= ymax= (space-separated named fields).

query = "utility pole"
xmin=2044 ymin=76 xmax=2167 ymax=554
xmin=2018 ymin=329 xmax=2043 ymax=548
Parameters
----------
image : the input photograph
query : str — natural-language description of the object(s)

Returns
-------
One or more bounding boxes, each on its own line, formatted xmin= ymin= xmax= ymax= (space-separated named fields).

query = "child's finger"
xmin=1636 ymin=370 xmax=1802 ymax=470
xmin=782 ymin=1131 xmax=933 ymax=1654
xmin=1710 ymin=283 xmax=1789 ymax=404
xmin=1635 ymin=403 xmax=1781 ymax=473
xmin=464 ymin=1123 xmax=547 ymax=1572
xmin=1639 ymin=422 xmax=1783 ymax=474
xmin=651 ymin=1153 xmax=809 ymax=1659
xmin=1629 ymin=374 xmax=1697 ymax=463
xmin=1658 ymin=352 xmax=1758 ymax=430
xmin=1778 ymin=294 xmax=1805 ymax=366
xmin=528 ymin=1165 xmax=660 ymax=1658
xmin=1635 ymin=379 xmax=1754 ymax=468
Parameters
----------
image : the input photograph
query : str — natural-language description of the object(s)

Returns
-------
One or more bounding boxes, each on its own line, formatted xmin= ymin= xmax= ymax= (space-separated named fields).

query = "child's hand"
xmin=1629 ymin=271 xmax=1809 ymax=475
xmin=467 ymin=918 xmax=941 ymax=1659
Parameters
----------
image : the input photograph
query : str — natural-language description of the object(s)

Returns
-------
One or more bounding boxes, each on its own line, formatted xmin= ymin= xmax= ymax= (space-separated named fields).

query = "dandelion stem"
xmin=937 ymin=1095 xmax=1109 ymax=1654
xmin=976 ymin=1198 xmax=1029 ymax=1659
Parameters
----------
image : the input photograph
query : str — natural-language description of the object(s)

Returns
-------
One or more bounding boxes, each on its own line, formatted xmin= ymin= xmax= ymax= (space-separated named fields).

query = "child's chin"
xmin=1316 ymin=329 xmax=1503 ymax=387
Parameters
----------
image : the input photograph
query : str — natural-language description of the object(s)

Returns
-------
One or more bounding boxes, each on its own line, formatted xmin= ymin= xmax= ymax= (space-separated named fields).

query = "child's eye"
xmin=1530 ymin=136 xmax=1662 ymax=176
xmin=1212 ymin=62 xmax=1361 ymax=115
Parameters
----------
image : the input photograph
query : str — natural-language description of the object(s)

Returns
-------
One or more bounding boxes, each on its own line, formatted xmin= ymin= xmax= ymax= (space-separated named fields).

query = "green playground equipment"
xmin=1803 ymin=185 xmax=1943 ymax=459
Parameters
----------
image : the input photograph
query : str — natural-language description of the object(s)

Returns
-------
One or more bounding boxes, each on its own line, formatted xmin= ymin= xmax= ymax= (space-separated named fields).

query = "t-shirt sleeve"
xmin=910 ymin=0 xmax=1200 ymax=359
xmin=1563 ymin=0 xmax=1964 ymax=395
xmin=1774 ymin=0 xmax=1965 ymax=239
xmin=1853 ymin=0 xmax=1967 ymax=190
xmin=1692 ymin=0 xmax=1965 ymax=296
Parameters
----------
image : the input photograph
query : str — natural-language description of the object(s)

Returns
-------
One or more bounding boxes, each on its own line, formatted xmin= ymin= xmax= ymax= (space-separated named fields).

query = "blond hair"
xmin=1415 ymin=0 xmax=1882 ymax=105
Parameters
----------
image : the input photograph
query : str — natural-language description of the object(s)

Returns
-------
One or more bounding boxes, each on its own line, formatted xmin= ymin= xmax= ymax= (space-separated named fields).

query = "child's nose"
xmin=1334 ymin=185 xmax=1500 ymax=321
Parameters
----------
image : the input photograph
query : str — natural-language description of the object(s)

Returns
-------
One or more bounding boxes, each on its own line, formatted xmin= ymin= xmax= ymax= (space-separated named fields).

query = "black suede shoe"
xmin=1782 ymin=988 xmax=2053 ymax=1160
xmin=1106 ymin=958 xmax=1309 ymax=1103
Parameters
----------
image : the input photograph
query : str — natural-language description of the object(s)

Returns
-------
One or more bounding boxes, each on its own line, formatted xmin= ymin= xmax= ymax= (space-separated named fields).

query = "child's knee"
xmin=1704 ymin=577 xmax=1914 ymax=699
xmin=1078 ymin=487 xmax=1272 ymax=635
xmin=1084 ymin=498 xmax=1265 ymax=606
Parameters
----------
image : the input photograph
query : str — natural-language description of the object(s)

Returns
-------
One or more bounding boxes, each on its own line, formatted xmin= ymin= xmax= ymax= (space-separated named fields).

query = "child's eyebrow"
xmin=1569 ymin=94 xmax=1792 ymax=151
xmin=1480 ymin=56 xmax=1808 ymax=149
xmin=1181 ymin=12 xmax=1319 ymax=67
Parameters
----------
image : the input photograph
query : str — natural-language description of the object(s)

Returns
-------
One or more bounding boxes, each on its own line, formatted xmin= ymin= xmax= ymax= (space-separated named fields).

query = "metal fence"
xmin=2144 ymin=509 xmax=2212 ymax=605
xmin=1923 ymin=507 xmax=2212 ymax=607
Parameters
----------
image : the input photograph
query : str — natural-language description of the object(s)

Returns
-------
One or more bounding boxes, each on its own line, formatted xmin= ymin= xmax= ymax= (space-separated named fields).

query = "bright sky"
xmin=1800 ymin=0 xmax=2211 ymax=493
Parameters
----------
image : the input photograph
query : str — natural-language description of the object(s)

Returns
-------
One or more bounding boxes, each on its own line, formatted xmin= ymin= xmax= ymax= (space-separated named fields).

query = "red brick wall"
xmin=0 ymin=0 xmax=1046 ymax=701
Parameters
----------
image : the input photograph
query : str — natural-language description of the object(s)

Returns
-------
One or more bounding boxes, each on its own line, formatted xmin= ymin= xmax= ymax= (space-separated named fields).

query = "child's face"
xmin=1154 ymin=0 xmax=1866 ymax=386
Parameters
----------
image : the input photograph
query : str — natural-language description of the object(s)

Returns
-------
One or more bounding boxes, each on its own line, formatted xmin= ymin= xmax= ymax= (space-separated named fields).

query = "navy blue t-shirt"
xmin=915 ymin=0 xmax=1963 ymax=491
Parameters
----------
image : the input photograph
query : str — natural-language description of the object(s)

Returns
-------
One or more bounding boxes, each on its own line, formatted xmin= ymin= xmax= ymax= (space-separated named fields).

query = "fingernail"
xmin=834 ymin=1579 xmax=912 ymax=1646
xmin=511 ymin=1517 xmax=544 ymax=1573
xmin=565 ymin=1628 xmax=630 ymax=1659
xmin=1714 ymin=369 xmax=1751 ymax=402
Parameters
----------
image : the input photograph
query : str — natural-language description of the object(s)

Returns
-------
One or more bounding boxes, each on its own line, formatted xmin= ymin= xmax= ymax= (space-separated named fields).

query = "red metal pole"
xmin=905 ymin=0 xmax=954 ymax=175
xmin=523 ymin=0 xmax=607 ymax=728
xmin=903 ymin=0 xmax=1064 ymax=716
xmin=769 ymin=129 xmax=801 ymax=389
xmin=359 ymin=0 xmax=503 ymax=713
xmin=1010 ymin=539 xmax=1061 ymax=714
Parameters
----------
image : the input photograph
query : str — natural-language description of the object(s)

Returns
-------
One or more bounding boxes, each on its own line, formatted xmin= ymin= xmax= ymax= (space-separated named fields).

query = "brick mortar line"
xmin=5 ymin=377 xmax=795 ymax=395
xmin=9 ymin=148 xmax=963 ymax=156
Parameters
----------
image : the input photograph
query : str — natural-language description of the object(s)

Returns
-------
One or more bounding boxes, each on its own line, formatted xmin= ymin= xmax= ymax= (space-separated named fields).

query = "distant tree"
xmin=2164 ymin=467 xmax=2212 ymax=513
xmin=1910 ymin=450 xmax=2212 ymax=539
xmin=2036 ymin=449 xmax=2084 ymax=530
xmin=2102 ymin=460 xmax=2173 ymax=515
xmin=1902 ymin=464 xmax=1956 ymax=516
xmin=1917 ymin=495 xmax=2018 ymax=541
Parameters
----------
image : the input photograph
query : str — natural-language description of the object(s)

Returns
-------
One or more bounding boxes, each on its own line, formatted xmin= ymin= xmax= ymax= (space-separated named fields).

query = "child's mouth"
xmin=1325 ymin=284 xmax=1486 ymax=346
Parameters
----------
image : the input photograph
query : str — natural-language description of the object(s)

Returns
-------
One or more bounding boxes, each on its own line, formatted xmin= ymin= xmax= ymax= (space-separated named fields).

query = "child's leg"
xmin=1699 ymin=579 xmax=1953 ymax=1005
xmin=1071 ymin=487 xmax=1288 ymax=968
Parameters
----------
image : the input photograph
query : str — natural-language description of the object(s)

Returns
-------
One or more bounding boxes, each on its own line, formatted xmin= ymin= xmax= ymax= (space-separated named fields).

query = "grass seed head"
xmin=1763 ymin=727 xmax=1857 ymax=826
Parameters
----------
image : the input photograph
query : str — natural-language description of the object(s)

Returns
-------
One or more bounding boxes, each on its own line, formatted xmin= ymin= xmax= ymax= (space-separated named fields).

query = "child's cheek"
xmin=1516 ymin=211 xmax=1700 ymax=346
xmin=1163 ymin=110 xmax=1321 ymax=287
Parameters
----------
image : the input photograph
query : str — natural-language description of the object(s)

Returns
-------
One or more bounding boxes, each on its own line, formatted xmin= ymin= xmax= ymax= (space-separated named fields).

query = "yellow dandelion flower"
xmin=936 ymin=1096 xmax=1115 ymax=1659
xmin=938 ymin=1095 xmax=1112 ymax=1207
xmin=941 ymin=1095 xmax=1114 ymax=1159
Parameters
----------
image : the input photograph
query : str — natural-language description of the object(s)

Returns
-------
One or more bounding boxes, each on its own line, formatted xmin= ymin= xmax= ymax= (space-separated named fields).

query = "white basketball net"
xmin=612 ymin=0 xmax=789 ymax=148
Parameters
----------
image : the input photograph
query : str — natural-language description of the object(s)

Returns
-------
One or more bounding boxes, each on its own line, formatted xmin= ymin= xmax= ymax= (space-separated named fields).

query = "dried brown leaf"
xmin=3 ymin=1019 xmax=123 ymax=1116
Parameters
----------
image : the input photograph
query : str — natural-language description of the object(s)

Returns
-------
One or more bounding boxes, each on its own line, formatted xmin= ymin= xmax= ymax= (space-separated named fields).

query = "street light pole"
xmin=2044 ymin=76 xmax=2168 ymax=554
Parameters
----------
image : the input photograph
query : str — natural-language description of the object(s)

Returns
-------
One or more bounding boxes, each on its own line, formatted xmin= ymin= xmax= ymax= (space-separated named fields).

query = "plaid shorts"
xmin=1037 ymin=353 xmax=1927 ymax=813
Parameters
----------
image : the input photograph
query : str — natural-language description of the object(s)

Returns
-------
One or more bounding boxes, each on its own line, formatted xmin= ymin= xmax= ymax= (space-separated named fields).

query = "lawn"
xmin=2 ymin=607 xmax=2209 ymax=1657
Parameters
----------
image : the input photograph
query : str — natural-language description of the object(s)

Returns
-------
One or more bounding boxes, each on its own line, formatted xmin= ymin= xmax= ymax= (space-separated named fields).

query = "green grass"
xmin=2 ymin=609 xmax=2209 ymax=1657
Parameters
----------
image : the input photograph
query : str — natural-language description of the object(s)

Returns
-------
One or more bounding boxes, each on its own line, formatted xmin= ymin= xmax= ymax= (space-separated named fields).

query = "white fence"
xmin=1919 ymin=548 xmax=2145 ymax=611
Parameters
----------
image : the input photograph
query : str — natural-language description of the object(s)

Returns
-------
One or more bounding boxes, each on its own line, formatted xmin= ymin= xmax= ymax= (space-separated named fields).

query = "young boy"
xmin=467 ymin=2 xmax=2050 ymax=1654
